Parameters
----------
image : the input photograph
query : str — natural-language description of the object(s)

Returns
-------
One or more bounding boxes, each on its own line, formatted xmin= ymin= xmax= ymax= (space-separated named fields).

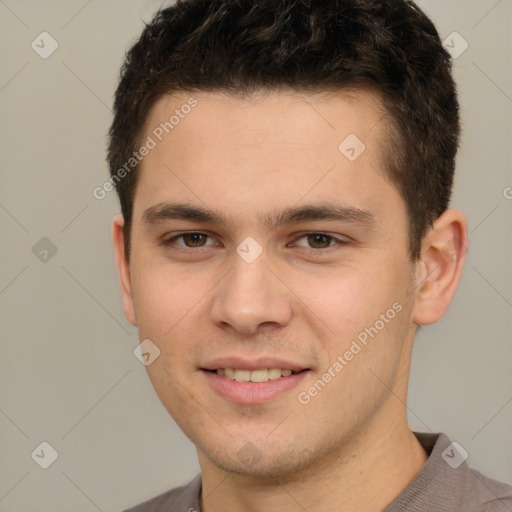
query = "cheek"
xmin=293 ymin=263 xmax=407 ymax=345
xmin=294 ymin=269 xmax=412 ymax=429
xmin=130 ymin=261 xmax=209 ymax=419
xmin=130 ymin=258 xmax=209 ymax=339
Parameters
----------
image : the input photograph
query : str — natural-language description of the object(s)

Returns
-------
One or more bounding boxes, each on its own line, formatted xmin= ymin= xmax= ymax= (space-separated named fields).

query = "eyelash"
xmin=163 ymin=231 xmax=348 ymax=253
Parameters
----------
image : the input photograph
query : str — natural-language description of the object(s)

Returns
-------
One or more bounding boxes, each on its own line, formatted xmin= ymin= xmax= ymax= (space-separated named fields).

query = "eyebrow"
xmin=142 ymin=202 xmax=376 ymax=229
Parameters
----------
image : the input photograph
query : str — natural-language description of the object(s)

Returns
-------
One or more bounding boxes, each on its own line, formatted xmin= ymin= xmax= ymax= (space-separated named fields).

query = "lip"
xmin=202 ymin=368 xmax=310 ymax=405
xmin=201 ymin=357 xmax=308 ymax=373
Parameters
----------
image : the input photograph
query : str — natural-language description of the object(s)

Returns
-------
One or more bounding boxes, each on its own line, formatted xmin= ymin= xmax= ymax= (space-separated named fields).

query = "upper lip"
xmin=201 ymin=357 xmax=309 ymax=373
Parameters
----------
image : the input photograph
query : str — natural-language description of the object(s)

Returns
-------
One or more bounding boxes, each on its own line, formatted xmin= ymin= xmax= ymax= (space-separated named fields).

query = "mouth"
xmin=203 ymin=367 xmax=304 ymax=382
xmin=200 ymin=363 xmax=310 ymax=404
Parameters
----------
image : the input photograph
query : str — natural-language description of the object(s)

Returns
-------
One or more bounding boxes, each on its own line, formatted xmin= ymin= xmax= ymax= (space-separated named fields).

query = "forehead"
xmin=144 ymin=88 xmax=387 ymax=155
xmin=133 ymin=88 xmax=402 ymax=227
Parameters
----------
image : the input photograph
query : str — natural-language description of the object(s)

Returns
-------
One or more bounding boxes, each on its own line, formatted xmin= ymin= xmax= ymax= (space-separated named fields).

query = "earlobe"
xmin=112 ymin=214 xmax=137 ymax=326
xmin=412 ymin=210 xmax=468 ymax=326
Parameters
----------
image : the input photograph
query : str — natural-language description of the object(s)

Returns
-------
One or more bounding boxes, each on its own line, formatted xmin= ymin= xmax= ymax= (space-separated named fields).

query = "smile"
xmin=209 ymin=368 xmax=298 ymax=382
xmin=201 ymin=368 xmax=310 ymax=404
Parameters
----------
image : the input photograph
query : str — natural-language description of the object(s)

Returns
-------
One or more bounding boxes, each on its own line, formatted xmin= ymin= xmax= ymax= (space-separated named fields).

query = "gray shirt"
xmin=124 ymin=433 xmax=512 ymax=511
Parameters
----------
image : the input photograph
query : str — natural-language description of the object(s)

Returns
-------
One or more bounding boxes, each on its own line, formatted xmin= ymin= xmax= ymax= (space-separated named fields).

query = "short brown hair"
xmin=108 ymin=0 xmax=460 ymax=260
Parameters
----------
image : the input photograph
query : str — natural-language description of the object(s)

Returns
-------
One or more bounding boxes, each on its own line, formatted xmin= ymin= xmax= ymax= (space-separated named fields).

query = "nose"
xmin=210 ymin=253 xmax=293 ymax=335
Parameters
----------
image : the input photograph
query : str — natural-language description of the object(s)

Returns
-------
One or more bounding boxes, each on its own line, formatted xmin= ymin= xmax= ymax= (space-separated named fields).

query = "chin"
xmin=197 ymin=435 xmax=316 ymax=481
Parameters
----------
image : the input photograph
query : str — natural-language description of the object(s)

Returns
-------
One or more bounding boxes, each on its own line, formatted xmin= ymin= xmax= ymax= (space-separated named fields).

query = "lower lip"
xmin=202 ymin=370 xmax=310 ymax=405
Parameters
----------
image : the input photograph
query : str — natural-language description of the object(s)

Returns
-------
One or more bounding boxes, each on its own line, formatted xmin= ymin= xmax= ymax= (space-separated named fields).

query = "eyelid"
xmin=291 ymin=232 xmax=350 ymax=248
xmin=162 ymin=230 xmax=350 ymax=251
xmin=164 ymin=231 xmax=218 ymax=247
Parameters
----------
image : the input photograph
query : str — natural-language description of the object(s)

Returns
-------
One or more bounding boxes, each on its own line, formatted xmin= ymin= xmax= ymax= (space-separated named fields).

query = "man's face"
xmin=123 ymin=90 xmax=420 ymax=477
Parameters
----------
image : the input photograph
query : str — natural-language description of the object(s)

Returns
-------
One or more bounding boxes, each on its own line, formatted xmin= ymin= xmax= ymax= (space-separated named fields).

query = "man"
xmin=108 ymin=0 xmax=512 ymax=510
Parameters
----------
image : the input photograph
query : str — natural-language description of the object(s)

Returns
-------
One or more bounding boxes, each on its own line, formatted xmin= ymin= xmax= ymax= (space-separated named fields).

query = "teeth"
xmin=250 ymin=369 xmax=269 ymax=383
xmin=215 ymin=368 xmax=297 ymax=382
xmin=268 ymin=368 xmax=282 ymax=380
xmin=234 ymin=369 xmax=251 ymax=382
xmin=224 ymin=368 xmax=235 ymax=379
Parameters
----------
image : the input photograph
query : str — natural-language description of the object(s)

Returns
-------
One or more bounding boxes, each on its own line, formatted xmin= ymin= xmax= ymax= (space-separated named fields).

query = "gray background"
xmin=0 ymin=1 xmax=511 ymax=510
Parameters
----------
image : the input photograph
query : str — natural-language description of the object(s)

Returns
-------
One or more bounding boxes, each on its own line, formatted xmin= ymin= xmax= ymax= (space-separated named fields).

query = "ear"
xmin=112 ymin=214 xmax=137 ymax=326
xmin=412 ymin=209 xmax=468 ymax=326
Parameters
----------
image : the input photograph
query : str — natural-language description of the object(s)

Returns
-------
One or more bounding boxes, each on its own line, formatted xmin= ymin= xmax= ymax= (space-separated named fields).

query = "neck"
xmin=199 ymin=412 xmax=428 ymax=512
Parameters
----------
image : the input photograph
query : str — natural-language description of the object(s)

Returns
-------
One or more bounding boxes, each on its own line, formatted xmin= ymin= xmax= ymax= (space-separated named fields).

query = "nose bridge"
xmin=210 ymin=250 xmax=292 ymax=334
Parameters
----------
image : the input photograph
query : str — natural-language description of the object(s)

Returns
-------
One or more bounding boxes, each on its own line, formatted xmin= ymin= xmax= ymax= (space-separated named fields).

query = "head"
xmin=109 ymin=0 xmax=467 ymax=479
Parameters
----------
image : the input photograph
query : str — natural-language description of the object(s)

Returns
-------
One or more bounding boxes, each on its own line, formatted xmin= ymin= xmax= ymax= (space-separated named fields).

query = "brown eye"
xmin=306 ymin=234 xmax=334 ymax=249
xmin=181 ymin=233 xmax=208 ymax=247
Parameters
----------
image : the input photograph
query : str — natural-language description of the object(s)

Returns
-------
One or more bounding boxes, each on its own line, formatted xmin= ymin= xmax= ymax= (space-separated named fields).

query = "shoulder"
xmin=428 ymin=433 xmax=512 ymax=511
xmin=461 ymin=467 xmax=512 ymax=512
xmin=122 ymin=474 xmax=201 ymax=512
xmin=386 ymin=433 xmax=512 ymax=512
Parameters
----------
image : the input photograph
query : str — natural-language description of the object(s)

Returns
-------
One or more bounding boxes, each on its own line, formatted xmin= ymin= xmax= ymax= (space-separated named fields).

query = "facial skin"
xmin=113 ymin=90 xmax=467 ymax=512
